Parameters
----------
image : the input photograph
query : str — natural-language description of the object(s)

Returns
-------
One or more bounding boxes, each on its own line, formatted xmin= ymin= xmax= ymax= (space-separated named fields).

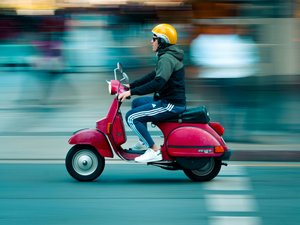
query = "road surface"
xmin=0 ymin=162 xmax=299 ymax=225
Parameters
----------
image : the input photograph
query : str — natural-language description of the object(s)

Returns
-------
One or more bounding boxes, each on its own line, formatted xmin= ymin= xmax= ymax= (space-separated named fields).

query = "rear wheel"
xmin=65 ymin=145 xmax=105 ymax=182
xmin=183 ymin=158 xmax=221 ymax=182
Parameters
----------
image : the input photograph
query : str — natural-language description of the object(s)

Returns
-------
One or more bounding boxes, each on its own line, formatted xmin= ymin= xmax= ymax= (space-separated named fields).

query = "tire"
xmin=65 ymin=145 xmax=105 ymax=182
xmin=183 ymin=158 xmax=222 ymax=182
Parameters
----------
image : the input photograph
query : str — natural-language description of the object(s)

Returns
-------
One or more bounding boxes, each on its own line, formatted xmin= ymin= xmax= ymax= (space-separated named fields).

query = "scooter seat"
xmin=165 ymin=106 xmax=210 ymax=124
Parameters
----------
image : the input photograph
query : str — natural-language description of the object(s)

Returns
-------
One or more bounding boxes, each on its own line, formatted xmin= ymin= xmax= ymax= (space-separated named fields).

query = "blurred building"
xmin=0 ymin=0 xmax=299 ymax=76
xmin=0 ymin=0 xmax=299 ymax=141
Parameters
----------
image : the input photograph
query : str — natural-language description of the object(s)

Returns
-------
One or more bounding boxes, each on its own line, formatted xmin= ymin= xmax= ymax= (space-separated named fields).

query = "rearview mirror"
xmin=117 ymin=62 xmax=123 ymax=74
xmin=114 ymin=62 xmax=129 ymax=83
xmin=122 ymin=72 xmax=129 ymax=83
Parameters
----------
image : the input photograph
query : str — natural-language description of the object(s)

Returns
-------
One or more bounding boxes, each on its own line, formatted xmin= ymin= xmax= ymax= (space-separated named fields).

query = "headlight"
xmin=109 ymin=80 xmax=120 ymax=95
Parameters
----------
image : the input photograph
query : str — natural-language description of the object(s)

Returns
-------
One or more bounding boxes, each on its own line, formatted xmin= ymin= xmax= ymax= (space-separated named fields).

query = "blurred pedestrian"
xmin=23 ymin=14 xmax=76 ymax=106
xmin=30 ymin=31 xmax=64 ymax=104
xmin=190 ymin=24 xmax=260 ymax=141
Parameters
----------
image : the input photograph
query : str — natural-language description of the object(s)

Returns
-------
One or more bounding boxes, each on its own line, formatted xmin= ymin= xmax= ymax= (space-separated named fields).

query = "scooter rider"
xmin=118 ymin=23 xmax=186 ymax=163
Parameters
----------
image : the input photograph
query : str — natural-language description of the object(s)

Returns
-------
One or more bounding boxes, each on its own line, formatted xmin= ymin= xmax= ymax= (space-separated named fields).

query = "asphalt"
xmin=0 ymin=69 xmax=299 ymax=162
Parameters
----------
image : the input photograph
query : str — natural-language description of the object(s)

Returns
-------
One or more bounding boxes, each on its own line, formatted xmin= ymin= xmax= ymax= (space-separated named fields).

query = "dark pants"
xmin=125 ymin=97 xmax=185 ymax=148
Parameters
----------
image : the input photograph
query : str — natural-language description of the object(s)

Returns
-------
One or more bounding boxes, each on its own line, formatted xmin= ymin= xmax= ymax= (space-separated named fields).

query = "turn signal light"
xmin=214 ymin=146 xmax=224 ymax=153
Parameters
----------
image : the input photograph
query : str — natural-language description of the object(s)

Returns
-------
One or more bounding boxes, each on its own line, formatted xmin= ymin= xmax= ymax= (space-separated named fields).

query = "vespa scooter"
xmin=65 ymin=63 xmax=232 ymax=182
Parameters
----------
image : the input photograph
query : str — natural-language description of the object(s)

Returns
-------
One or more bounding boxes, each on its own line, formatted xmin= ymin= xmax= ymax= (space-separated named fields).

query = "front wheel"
xmin=65 ymin=145 xmax=105 ymax=182
xmin=183 ymin=158 xmax=222 ymax=182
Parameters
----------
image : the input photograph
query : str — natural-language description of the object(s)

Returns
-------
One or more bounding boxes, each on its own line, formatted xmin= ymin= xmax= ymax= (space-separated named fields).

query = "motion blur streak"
xmin=0 ymin=3 xmax=299 ymax=150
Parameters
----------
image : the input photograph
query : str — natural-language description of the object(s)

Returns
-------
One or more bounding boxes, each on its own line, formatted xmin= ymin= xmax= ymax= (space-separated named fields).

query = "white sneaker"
xmin=130 ymin=141 xmax=147 ymax=151
xmin=134 ymin=148 xmax=162 ymax=163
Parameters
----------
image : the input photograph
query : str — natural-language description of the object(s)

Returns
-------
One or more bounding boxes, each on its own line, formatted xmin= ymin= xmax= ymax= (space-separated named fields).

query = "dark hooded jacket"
xmin=130 ymin=45 xmax=186 ymax=106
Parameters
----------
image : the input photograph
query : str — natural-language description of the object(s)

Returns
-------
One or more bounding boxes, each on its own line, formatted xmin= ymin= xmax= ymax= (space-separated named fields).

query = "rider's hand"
xmin=118 ymin=90 xmax=131 ymax=102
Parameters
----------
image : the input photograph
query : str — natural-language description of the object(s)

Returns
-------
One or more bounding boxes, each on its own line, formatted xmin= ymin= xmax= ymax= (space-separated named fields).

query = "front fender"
xmin=69 ymin=129 xmax=113 ymax=158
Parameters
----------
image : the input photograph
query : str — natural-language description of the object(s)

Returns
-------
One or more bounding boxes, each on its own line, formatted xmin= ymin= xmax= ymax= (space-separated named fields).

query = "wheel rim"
xmin=72 ymin=149 xmax=98 ymax=176
xmin=191 ymin=158 xmax=215 ymax=176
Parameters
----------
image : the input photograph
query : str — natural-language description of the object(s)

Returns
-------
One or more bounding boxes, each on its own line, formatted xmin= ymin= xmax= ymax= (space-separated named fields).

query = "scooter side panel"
xmin=68 ymin=129 xmax=113 ymax=158
xmin=167 ymin=126 xmax=223 ymax=157
xmin=111 ymin=113 xmax=127 ymax=146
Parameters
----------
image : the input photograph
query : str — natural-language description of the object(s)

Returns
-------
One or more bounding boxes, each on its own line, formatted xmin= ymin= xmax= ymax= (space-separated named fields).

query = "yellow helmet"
xmin=152 ymin=24 xmax=177 ymax=45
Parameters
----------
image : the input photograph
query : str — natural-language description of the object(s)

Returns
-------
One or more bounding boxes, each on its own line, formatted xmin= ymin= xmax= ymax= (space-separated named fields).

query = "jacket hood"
xmin=157 ymin=45 xmax=184 ymax=61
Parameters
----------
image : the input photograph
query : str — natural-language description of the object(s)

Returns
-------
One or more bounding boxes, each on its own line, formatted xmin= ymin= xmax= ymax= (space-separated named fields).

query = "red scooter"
xmin=65 ymin=63 xmax=232 ymax=182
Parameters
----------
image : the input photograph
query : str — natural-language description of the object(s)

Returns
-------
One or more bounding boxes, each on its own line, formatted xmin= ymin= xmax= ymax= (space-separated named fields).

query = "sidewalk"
xmin=0 ymin=135 xmax=299 ymax=162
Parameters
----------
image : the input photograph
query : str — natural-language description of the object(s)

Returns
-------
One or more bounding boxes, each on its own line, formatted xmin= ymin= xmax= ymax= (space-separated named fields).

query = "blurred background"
xmin=0 ymin=0 xmax=299 ymax=144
